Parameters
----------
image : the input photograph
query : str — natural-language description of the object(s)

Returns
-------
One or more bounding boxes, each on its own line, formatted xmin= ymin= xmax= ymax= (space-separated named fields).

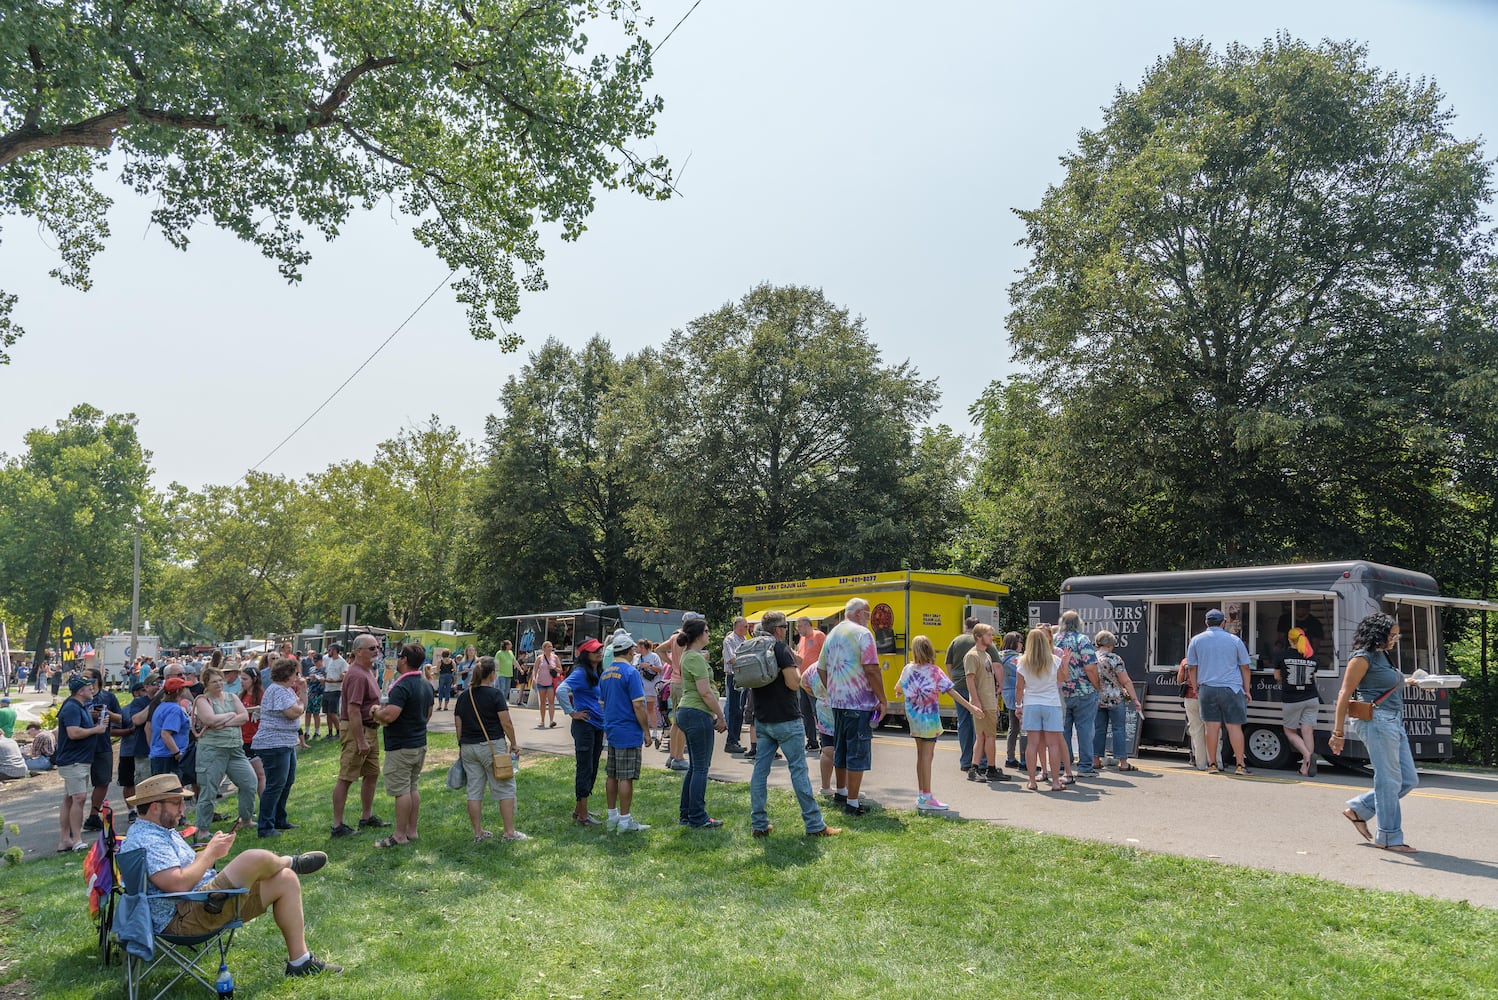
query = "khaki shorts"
xmin=383 ymin=745 xmax=427 ymax=796
xmin=59 ymin=761 xmax=92 ymax=796
xmin=164 ymin=868 xmax=270 ymax=937
xmin=338 ymin=728 xmax=380 ymax=783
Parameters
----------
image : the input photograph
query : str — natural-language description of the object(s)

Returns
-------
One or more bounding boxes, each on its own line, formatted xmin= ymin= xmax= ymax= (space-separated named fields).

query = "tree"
xmin=631 ymin=284 xmax=939 ymax=618
xmin=0 ymin=1 xmax=672 ymax=362
xmin=318 ymin=417 xmax=479 ymax=630
xmin=469 ymin=336 xmax=654 ymax=624
xmin=0 ymin=404 xmax=153 ymax=657
xmin=1003 ymin=36 xmax=1493 ymax=578
xmin=172 ymin=472 xmax=319 ymax=641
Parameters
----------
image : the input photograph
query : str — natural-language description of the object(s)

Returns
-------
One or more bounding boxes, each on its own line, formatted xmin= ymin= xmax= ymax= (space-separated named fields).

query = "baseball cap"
xmin=1205 ymin=608 xmax=1226 ymax=623
xmin=163 ymin=676 xmax=191 ymax=694
xmin=682 ymin=612 xmax=705 ymax=624
xmin=0 ymin=696 xmax=9 ymax=705
xmin=130 ymin=678 xmax=147 ymax=693
xmin=609 ymin=631 xmax=637 ymax=653
xmin=68 ymin=675 xmax=94 ymax=693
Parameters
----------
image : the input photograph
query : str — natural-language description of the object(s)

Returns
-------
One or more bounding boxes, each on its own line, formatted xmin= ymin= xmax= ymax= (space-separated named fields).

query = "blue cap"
xmin=1205 ymin=608 xmax=1226 ymax=623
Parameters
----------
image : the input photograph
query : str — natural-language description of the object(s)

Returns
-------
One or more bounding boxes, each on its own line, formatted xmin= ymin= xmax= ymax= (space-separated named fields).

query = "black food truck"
xmin=1058 ymin=561 xmax=1478 ymax=769
xmin=497 ymin=601 xmax=700 ymax=670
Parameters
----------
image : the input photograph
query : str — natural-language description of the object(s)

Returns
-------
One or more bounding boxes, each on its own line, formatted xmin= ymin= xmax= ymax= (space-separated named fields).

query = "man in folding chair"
xmin=121 ymin=774 xmax=342 ymax=979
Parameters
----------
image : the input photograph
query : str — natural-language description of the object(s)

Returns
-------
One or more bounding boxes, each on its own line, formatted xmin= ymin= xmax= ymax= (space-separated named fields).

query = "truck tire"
xmin=1243 ymin=725 xmax=1292 ymax=770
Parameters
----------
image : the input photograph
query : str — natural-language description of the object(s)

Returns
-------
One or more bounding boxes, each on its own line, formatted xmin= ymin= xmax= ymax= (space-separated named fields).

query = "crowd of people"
xmin=0 ymin=602 xmax=1431 ymax=981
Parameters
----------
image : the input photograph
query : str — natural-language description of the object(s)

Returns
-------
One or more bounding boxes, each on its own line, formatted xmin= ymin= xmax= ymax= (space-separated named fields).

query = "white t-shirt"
xmin=1017 ymin=656 xmax=1063 ymax=708
xmin=323 ymin=655 xmax=347 ymax=691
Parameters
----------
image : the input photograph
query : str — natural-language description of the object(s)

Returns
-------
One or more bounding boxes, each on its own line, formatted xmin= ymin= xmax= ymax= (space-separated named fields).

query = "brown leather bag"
xmin=469 ymin=687 xmax=513 ymax=780
xmin=1348 ymin=685 xmax=1397 ymax=721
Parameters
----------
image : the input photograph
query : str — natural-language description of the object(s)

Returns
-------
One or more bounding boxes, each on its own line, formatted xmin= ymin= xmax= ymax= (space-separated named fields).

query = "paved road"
xmin=6 ymin=690 xmax=1496 ymax=907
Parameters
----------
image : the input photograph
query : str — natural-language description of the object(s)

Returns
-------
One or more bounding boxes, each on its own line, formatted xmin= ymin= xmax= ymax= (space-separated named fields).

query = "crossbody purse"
xmin=1347 ymin=684 xmax=1397 ymax=722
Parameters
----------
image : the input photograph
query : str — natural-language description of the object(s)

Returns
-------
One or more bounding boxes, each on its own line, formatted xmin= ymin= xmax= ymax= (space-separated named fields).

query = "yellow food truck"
xmin=734 ymin=570 xmax=1010 ymax=724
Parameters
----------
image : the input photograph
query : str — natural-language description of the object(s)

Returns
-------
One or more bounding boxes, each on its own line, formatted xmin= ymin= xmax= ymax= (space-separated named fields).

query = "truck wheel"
xmin=1243 ymin=725 xmax=1292 ymax=769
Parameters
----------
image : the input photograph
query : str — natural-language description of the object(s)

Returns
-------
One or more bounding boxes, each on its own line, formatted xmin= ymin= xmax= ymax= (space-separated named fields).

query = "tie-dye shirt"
xmin=897 ymin=662 xmax=954 ymax=739
xmin=801 ymin=662 xmax=834 ymax=736
xmin=820 ymin=620 xmax=879 ymax=711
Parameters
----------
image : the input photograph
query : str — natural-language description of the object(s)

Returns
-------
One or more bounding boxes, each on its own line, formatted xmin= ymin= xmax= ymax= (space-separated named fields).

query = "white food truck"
xmin=1058 ymin=561 xmax=1478 ymax=768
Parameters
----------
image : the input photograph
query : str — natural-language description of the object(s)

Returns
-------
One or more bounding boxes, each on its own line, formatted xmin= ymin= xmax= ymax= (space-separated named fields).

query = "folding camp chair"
xmin=87 ymin=804 xmax=125 ymax=967
xmin=111 ymin=847 xmax=248 ymax=1000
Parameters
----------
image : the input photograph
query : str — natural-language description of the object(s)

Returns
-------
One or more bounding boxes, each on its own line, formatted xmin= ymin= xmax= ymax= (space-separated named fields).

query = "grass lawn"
xmin=2 ymin=733 xmax=1496 ymax=999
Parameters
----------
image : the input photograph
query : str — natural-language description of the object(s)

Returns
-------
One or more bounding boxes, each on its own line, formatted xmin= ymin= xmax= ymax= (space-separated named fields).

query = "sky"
xmin=2 ymin=0 xmax=1496 ymax=491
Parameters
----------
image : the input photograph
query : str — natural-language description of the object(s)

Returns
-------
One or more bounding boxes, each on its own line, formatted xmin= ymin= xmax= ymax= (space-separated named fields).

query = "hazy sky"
xmin=2 ymin=1 xmax=1494 ymax=491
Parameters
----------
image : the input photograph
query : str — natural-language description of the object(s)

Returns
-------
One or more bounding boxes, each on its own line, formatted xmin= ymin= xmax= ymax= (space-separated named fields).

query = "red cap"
xmin=576 ymin=639 xmax=604 ymax=654
xmin=163 ymin=676 xmax=191 ymax=694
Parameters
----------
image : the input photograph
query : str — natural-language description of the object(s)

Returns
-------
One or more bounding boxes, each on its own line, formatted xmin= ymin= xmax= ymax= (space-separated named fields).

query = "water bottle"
xmin=511 ymin=751 xmax=520 ymax=770
xmin=215 ymin=961 xmax=234 ymax=999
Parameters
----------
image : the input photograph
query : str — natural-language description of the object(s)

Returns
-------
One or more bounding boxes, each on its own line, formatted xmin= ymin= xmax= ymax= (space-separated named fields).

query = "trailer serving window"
xmin=1107 ymin=589 xmax=1339 ymax=673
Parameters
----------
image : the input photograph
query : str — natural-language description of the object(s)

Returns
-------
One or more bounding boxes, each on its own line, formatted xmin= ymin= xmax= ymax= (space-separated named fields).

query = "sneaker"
xmin=985 ymin=767 xmax=1011 ymax=782
xmin=330 ymin=823 xmax=358 ymax=838
xmin=819 ymin=788 xmax=835 ymax=799
xmin=606 ymin=814 xmax=620 ymax=831
xmin=960 ymin=764 xmax=972 ymax=772
xmin=833 ymin=793 xmax=847 ymax=806
xmin=917 ymin=794 xmax=949 ymax=812
xmin=616 ymin=816 xmax=651 ymax=833
xmin=724 ymin=744 xmax=746 ymax=755
xmin=806 ymin=741 xmax=819 ymax=752
xmin=751 ymin=825 xmax=775 ymax=837
xmin=1005 ymin=758 xmax=1021 ymax=768
xmin=690 ymin=818 xmax=724 ymax=829
xmin=1236 ymin=765 xmax=1252 ymax=776
xmin=289 ymin=851 xmax=328 ymax=876
xmin=358 ymin=815 xmax=387 ymax=828
xmin=285 ymin=955 xmax=343 ymax=978
xmin=668 ymin=758 xmax=689 ymax=771
xmin=274 ymin=823 xmax=300 ymax=831
xmin=742 ymin=750 xmax=757 ymax=761
xmin=843 ymin=802 xmax=870 ymax=817
xmin=807 ymin=826 xmax=843 ymax=837
xmin=967 ymin=768 xmax=984 ymax=782
xmin=82 ymin=815 xmax=103 ymax=833
xmin=502 ymin=831 xmax=532 ymax=842
xmin=574 ymin=815 xmax=603 ymax=827
xmin=1207 ymin=763 xmax=1221 ymax=774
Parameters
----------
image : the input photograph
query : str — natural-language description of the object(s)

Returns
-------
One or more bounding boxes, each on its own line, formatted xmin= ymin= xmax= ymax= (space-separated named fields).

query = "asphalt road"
xmin=6 ymin=689 xmax=1496 ymax=907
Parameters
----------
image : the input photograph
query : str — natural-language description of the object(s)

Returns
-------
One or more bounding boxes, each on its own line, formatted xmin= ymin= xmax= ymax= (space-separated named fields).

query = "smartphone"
xmin=230 ymin=817 xmax=243 ymax=834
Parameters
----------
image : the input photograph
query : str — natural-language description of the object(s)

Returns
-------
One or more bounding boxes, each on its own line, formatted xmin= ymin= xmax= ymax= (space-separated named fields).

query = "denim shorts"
xmin=1199 ymin=684 xmax=1247 ymax=724
xmin=1021 ymin=703 xmax=1063 ymax=733
xmin=832 ymin=708 xmax=872 ymax=772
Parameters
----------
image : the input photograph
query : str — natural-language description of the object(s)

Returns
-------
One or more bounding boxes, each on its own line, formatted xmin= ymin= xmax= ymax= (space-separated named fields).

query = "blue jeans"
xmin=751 ymin=719 xmax=827 ymax=833
xmin=954 ymin=681 xmax=984 ymax=770
xmin=1064 ymin=689 xmax=1100 ymax=771
xmin=724 ymin=675 xmax=744 ymax=746
xmin=1094 ymin=701 xmax=1128 ymax=761
xmin=438 ymin=674 xmax=454 ymax=701
xmin=496 ymin=676 xmax=513 ymax=701
xmin=677 ymin=707 xmax=715 ymax=826
xmin=256 ymin=746 xmax=297 ymax=835
xmin=1346 ymin=710 xmax=1418 ymax=847
xmin=571 ymin=720 xmax=603 ymax=801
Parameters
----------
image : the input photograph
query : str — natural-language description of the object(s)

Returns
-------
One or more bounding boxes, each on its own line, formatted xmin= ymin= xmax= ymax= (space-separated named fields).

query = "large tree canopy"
xmin=994 ymin=36 xmax=1494 ymax=581
xmin=0 ymin=0 xmax=671 ymax=361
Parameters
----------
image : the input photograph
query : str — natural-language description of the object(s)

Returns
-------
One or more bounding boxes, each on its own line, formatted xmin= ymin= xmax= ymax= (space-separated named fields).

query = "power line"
xmin=656 ymin=0 xmax=704 ymax=53
xmin=240 ymin=268 xmax=457 ymax=481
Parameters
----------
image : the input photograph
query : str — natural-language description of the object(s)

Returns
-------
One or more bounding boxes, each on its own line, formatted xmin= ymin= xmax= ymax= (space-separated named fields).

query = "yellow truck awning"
xmin=793 ymin=603 xmax=848 ymax=622
xmin=744 ymin=605 xmax=806 ymax=623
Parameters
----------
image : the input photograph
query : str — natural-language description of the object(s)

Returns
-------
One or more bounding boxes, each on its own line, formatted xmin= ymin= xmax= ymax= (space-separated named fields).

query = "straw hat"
xmin=126 ymin=774 xmax=195 ymax=808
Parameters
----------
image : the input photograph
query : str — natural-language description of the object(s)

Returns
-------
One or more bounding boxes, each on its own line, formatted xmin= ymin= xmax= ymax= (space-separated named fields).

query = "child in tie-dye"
xmin=801 ymin=661 xmax=836 ymax=797
xmin=898 ymin=635 xmax=984 ymax=812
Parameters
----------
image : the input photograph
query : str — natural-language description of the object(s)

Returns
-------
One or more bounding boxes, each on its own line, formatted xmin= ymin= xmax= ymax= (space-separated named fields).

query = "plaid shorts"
xmin=606 ymin=744 xmax=642 ymax=781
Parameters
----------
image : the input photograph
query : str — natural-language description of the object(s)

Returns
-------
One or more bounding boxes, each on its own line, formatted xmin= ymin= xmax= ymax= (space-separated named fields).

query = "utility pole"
xmin=129 ymin=524 xmax=142 ymax=663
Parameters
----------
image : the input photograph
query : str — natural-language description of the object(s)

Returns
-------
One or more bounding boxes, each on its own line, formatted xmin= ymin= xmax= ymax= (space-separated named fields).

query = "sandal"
xmin=1378 ymin=843 xmax=1418 ymax=854
xmin=1117 ymin=763 xmax=1137 ymax=772
xmin=1342 ymin=808 xmax=1372 ymax=842
xmin=1061 ymin=775 xmax=1075 ymax=786
xmin=473 ymin=830 xmax=494 ymax=844
xmin=1026 ymin=780 xmax=1039 ymax=791
xmin=1050 ymin=783 xmax=1066 ymax=792
xmin=374 ymin=836 xmax=409 ymax=849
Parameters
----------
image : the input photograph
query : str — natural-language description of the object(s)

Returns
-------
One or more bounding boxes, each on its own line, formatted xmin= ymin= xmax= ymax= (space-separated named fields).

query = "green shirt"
xmin=677 ymin=650 xmax=715 ymax=715
xmin=0 ymin=706 xmax=15 ymax=738
xmin=494 ymin=650 xmax=516 ymax=678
